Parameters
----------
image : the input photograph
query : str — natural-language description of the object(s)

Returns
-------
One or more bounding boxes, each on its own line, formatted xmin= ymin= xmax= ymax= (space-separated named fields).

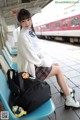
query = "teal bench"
xmin=2 ymin=49 xmax=18 ymax=71
xmin=0 ymin=69 xmax=55 ymax=120
xmin=6 ymin=41 xmax=17 ymax=56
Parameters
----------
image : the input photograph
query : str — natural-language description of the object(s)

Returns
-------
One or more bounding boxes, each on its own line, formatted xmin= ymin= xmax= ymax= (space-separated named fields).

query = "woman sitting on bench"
xmin=17 ymin=9 xmax=80 ymax=109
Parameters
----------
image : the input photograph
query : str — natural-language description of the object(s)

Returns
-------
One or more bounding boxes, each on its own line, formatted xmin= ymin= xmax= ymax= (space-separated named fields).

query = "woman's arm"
xmin=18 ymin=33 xmax=45 ymax=67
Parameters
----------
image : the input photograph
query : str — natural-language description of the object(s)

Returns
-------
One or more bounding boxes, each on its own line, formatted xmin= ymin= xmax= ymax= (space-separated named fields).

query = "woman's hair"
xmin=17 ymin=9 xmax=31 ymax=22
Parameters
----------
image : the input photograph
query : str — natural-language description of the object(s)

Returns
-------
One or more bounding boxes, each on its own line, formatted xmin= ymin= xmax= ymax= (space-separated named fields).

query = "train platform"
xmin=40 ymin=40 xmax=80 ymax=120
xmin=0 ymin=39 xmax=80 ymax=120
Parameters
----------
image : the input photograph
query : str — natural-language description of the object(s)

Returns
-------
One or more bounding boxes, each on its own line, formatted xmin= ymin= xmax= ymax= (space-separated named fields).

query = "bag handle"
xmin=7 ymin=69 xmax=21 ymax=95
xmin=7 ymin=69 xmax=16 ymax=80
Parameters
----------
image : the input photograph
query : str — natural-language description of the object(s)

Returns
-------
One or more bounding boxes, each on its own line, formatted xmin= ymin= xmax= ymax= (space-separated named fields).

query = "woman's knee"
xmin=52 ymin=63 xmax=60 ymax=67
xmin=47 ymin=63 xmax=62 ymax=78
xmin=52 ymin=63 xmax=62 ymax=75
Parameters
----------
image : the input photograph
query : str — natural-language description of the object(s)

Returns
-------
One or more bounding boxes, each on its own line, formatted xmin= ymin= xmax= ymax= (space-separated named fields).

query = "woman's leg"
xmin=47 ymin=63 xmax=80 ymax=108
xmin=47 ymin=63 xmax=70 ymax=96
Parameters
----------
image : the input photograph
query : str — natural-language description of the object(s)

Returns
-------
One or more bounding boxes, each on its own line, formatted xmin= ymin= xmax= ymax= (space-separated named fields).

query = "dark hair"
xmin=17 ymin=9 xmax=31 ymax=22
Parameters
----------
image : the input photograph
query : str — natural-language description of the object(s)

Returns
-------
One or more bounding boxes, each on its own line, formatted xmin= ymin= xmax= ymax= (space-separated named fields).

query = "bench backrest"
xmin=0 ymin=70 xmax=10 ymax=102
xmin=2 ymin=49 xmax=18 ymax=71
xmin=6 ymin=41 xmax=18 ymax=55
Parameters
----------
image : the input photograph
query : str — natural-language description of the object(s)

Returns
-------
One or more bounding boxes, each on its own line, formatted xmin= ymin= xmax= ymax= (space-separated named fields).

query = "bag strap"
xmin=7 ymin=69 xmax=21 ymax=95
xmin=18 ymin=73 xmax=24 ymax=91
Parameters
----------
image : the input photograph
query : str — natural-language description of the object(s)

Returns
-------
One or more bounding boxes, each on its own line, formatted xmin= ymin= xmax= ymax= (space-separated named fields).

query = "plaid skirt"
xmin=35 ymin=66 xmax=52 ymax=80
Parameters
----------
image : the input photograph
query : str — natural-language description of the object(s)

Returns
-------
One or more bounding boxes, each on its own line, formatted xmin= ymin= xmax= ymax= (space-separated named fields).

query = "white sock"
xmin=66 ymin=92 xmax=74 ymax=98
xmin=66 ymin=93 xmax=73 ymax=100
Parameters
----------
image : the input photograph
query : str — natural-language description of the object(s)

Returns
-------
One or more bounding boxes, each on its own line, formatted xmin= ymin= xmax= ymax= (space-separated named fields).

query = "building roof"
xmin=0 ymin=0 xmax=52 ymax=25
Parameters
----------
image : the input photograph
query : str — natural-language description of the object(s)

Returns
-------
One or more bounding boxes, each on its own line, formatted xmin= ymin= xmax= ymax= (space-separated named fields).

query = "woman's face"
xmin=20 ymin=18 xmax=32 ymax=29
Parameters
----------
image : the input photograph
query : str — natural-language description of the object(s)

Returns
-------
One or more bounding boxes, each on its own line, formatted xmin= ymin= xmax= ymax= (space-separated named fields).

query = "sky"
xmin=32 ymin=0 xmax=80 ymax=26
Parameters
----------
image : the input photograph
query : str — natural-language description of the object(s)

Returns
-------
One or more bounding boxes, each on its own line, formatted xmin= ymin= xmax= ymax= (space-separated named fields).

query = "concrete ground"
xmin=40 ymin=40 xmax=80 ymax=120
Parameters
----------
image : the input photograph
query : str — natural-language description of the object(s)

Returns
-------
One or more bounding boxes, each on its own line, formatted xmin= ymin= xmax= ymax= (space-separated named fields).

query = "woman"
xmin=17 ymin=9 xmax=80 ymax=109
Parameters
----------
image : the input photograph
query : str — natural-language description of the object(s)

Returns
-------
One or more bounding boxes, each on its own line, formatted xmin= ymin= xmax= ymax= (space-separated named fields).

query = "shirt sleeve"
xmin=18 ymin=33 xmax=44 ymax=67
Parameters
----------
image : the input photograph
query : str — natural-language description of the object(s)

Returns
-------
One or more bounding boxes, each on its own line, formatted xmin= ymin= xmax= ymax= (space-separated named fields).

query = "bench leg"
xmin=48 ymin=111 xmax=56 ymax=120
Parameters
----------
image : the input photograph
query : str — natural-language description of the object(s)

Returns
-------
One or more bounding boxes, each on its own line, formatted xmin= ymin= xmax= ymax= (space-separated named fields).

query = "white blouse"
xmin=17 ymin=28 xmax=53 ymax=78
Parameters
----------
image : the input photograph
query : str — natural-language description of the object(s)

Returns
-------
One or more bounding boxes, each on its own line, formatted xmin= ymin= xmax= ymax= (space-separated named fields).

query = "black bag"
xmin=7 ymin=69 xmax=51 ymax=113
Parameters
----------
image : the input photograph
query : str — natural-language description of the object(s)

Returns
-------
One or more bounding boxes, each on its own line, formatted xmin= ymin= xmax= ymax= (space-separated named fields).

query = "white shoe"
xmin=65 ymin=95 xmax=80 ymax=109
xmin=60 ymin=88 xmax=75 ymax=96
